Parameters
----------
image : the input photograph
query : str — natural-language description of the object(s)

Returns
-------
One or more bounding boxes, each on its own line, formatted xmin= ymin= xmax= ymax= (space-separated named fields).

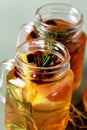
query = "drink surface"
xmin=5 ymin=50 xmax=74 ymax=130
xmin=26 ymin=19 xmax=86 ymax=91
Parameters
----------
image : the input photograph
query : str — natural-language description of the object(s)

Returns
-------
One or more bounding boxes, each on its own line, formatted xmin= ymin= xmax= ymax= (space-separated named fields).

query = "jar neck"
xmin=15 ymin=39 xmax=70 ymax=81
xmin=34 ymin=3 xmax=83 ymax=40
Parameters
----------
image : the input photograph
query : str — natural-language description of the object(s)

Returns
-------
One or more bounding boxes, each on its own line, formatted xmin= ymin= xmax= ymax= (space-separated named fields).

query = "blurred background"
xmin=0 ymin=0 xmax=87 ymax=129
xmin=0 ymin=0 xmax=87 ymax=60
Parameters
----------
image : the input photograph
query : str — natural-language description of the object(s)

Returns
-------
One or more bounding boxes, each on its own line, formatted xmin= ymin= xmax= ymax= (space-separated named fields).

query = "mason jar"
xmin=33 ymin=3 xmax=86 ymax=91
xmin=0 ymin=39 xmax=74 ymax=130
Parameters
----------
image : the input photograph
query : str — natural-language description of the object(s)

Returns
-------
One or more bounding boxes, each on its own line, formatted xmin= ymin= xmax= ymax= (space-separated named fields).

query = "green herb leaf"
xmin=39 ymin=13 xmax=43 ymax=22
xmin=10 ymin=122 xmax=25 ymax=130
xmin=42 ymin=55 xmax=51 ymax=67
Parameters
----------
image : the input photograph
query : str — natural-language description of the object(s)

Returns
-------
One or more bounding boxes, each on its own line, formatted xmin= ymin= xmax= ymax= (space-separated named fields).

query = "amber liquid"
xmin=26 ymin=19 xmax=87 ymax=91
xmin=5 ymin=66 xmax=74 ymax=130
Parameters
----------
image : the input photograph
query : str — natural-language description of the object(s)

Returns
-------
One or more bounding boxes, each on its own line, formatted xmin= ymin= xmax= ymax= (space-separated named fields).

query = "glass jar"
xmin=32 ymin=3 xmax=86 ymax=92
xmin=34 ymin=3 xmax=87 ymax=91
xmin=0 ymin=39 xmax=74 ymax=130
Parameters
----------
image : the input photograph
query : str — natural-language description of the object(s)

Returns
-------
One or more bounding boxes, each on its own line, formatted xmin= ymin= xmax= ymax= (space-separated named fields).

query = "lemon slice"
xmin=22 ymin=53 xmax=36 ymax=102
xmin=22 ymin=53 xmax=28 ymax=63
xmin=32 ymin=92 xmax=47 ymax=106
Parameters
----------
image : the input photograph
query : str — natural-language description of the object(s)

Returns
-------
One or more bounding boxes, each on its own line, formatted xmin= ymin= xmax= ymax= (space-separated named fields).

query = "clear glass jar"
xmin=0 ymin=39 xmax=74 ymax=130
xmin=32 ymin=3 xmax=87 ymax=91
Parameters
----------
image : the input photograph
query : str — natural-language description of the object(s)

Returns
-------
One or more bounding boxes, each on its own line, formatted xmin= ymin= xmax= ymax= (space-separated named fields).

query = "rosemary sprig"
xmin=34 ymin=56 xmax=40 ymax=67
xmin=10 ymin=122 xmax=26 ymax=130
xmin=43 ymin=54 xmax=56 ymax=67
xmin=44 ymin=30 xmax=69 ymax=41
xmin=6 ymin=85 xmax=38 ymax=130
xmin=42 ymin=55 xmax=51 ymax=67
xmin=34 ymin=52 xmax=56 ymax=67
xmin=67 ymin=102 xmax=87 ymax=130
xmin=39 ymin=13 xmax=43 ymax=22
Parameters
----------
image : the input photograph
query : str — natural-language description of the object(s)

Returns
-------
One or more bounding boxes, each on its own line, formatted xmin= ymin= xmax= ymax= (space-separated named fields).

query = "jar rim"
xmin=16 ymin=38 xmax=70 ymax=71
xmin=36 ymin=3 xmax=81 ymax=14
xmin=35 ymin=3 xmax=83 ymax=33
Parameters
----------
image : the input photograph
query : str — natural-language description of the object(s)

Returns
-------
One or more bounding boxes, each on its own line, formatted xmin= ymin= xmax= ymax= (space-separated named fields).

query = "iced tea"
xmin=5 ymin=40 xmax=74 ymax=130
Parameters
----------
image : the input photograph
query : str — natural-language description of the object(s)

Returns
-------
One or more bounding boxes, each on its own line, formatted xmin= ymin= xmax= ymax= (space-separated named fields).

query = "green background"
xmin=0 ymin=0 xmax=87 ymax=129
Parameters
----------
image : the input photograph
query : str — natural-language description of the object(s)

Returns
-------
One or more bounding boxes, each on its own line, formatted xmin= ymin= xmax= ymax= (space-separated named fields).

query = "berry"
xmin=45 ymin=20 xmax=56 ymax=26
xmin=34 ymin=51 xmax=43 ymax=57
xmin=27 ymin=54 xmax=34 ymax=63
xmin=31 ymin=71 xmax=44 ymax=80
xmin=30 ymin=31 xmax=37 ymax=38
